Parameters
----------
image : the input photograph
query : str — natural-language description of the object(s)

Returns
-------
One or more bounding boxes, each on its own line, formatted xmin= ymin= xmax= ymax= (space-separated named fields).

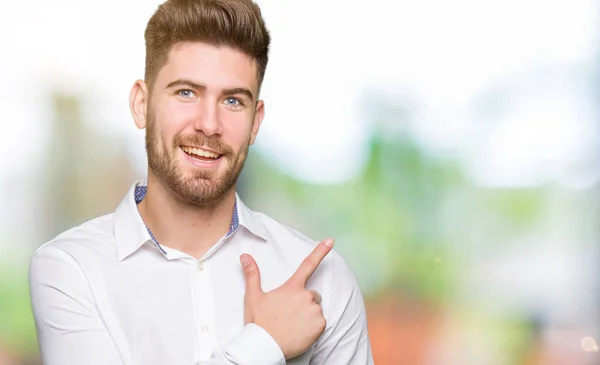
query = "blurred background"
xmin=1 ymin=0 xmax=600 ymax=364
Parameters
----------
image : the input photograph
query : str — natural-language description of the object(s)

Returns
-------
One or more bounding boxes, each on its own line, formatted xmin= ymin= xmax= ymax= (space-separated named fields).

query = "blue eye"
xmin=224 ymin=97 xmax=241 ymax=106
xmin=178 ymin=90 xmax=195 ymax=99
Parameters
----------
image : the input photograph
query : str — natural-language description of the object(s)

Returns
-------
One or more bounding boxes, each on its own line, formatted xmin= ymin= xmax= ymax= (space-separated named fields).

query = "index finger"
xmin=288 ymin=238 xmax=335 ymax=287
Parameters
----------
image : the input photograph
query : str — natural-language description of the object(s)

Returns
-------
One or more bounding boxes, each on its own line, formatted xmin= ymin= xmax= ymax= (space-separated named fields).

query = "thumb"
xmin=240 ymin=254 xmax=263 ymax=299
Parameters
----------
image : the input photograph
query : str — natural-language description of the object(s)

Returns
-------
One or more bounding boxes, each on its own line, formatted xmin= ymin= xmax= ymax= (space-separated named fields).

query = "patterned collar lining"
xmin=133 ymin=185 xmax=239 ymax=255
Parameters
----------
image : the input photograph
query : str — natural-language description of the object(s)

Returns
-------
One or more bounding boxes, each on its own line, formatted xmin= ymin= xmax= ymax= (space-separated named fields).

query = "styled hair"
xmin=144 ymin=0 xmax=270 ymax=91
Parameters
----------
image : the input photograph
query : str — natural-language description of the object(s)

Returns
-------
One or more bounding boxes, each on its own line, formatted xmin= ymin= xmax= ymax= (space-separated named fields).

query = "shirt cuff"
xmin=223 ymin=323 xmax=285 ymax=365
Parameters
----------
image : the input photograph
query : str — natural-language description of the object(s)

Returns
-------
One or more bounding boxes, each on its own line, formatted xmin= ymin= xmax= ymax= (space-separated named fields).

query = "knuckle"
xmin=317 ymin=301 xmax=324 ymax=312
xmin=317 ymin=317 xmax=327 ymax=331
xmin=304 ymin=291 xmax=314 ymax=302
xmin=244 ymin=269 xmax=255 ymax=277
xmin=304 ymin=255 xmax=317 ymax=265
xmin=284 ymin=278 xmax=297 ymax=289
xmin=315 ymin=304 xmax=323 ymax=317
xmin=313 ymin=303 xmax=323 ymax=315
xmin=300 ymin=260 xmax=315 ymax=272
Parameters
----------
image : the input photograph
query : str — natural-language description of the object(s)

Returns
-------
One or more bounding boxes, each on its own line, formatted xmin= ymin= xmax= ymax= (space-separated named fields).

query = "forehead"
xmin=155 ymin=42 xmax=258 ymax=92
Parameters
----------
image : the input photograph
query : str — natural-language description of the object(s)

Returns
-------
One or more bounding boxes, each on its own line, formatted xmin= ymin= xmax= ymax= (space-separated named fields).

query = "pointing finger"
xmin=289 ymin=238 xmax=334 ymax=287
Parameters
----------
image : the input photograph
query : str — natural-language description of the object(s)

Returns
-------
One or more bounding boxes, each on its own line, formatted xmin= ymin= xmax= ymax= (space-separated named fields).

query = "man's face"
xmin=142 ymin=42 xmax=263 ymax=206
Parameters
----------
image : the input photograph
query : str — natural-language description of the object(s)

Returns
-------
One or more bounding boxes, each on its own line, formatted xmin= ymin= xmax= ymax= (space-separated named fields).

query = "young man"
xmin=29 ymin=0 xmax=373 ymax=364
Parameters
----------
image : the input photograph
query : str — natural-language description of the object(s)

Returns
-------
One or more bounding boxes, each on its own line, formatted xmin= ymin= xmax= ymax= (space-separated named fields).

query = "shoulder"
xmin=31 ymin=213 xmax=116 ymax=268
xmin=29 ymin=216 xmax=117 ymax=325
xmin=252 ymin=211 xmax=369 ymax=347
xmin=252 ymin=210 xmax=359 ymax=290
xmin=252 ymin=211 xmax=316 ymax=245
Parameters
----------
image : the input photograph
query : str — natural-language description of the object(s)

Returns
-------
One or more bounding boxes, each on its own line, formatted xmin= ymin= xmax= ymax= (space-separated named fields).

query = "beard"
xmin=145 ymin=113 xmax=250 ymax=207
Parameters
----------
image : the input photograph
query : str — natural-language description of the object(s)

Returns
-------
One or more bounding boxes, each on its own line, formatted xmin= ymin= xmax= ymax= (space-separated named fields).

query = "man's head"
xmin=129 ymin=0 xmax=270 ymax=207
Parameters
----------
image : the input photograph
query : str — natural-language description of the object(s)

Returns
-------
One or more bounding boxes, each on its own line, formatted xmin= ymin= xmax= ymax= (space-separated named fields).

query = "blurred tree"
xmin=41 ymin=92 xmax=136 ymax=238
xmin=240 ymin=93 xmax=552 ymax=364
xmin=0 ymin=91 xmax=139 ymax=363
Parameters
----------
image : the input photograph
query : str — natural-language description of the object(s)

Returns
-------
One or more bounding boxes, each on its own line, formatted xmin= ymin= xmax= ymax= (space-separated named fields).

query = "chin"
xmin=175 ymin=177 xmax=233 ymax=204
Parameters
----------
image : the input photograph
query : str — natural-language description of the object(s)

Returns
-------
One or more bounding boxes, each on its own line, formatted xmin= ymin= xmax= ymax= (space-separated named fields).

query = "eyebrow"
xmin=222 ymin=87 xmax=254 ymax=102
xmin=166 ymin=79 xmax=255 ymax=101
xmin=166 ymin=79 xmax=205 ymax=91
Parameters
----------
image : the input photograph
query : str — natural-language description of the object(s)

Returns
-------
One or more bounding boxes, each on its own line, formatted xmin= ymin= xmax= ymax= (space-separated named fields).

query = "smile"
xmin=181 ymin=146 xmax=222 ymax=161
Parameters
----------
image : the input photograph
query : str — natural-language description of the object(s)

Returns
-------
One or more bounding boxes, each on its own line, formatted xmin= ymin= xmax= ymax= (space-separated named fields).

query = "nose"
xmin=193 ymin=99 xmax=221 ymax=136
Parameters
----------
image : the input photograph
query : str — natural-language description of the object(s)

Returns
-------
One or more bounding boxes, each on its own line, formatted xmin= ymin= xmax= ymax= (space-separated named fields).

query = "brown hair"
xmin=144 ymin=0 xmax=270 ymax=92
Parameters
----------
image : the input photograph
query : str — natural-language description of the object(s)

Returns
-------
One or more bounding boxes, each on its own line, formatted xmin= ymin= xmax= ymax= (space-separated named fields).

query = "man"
xmin=29 ymin=0 xmax=373 ymax=364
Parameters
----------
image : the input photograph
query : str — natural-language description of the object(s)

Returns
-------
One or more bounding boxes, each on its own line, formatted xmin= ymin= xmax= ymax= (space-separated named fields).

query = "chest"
xmin=100 ymin=252 xmax=314 ymax=365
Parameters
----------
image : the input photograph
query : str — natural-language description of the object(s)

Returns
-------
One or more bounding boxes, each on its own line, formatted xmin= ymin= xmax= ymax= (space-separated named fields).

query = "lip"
xmin=180 ymin=147 xmax=223 ymax=169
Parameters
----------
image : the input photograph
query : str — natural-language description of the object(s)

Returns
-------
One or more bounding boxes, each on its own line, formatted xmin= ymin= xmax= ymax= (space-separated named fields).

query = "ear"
xmin=129 ymin=80 xmax=149 ymax=129
xmin=250 ymin=100 xmax=265 ymax=145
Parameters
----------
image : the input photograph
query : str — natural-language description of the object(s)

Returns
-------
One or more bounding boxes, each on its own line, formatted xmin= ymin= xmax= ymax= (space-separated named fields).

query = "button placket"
xmin=194 ymin=260 xmax=217 ymax=361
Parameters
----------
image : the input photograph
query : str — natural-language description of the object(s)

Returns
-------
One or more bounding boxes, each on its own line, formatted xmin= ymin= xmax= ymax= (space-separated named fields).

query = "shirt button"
xmin=197 ymin=262 xmax=204 ymax=272
xmin=201 ymin=325 xmax=210 ymax=333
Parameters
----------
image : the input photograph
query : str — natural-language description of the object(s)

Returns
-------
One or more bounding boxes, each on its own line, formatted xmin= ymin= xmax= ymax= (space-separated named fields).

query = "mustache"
xmin=173 ymin=133 xmax=233 ymax=155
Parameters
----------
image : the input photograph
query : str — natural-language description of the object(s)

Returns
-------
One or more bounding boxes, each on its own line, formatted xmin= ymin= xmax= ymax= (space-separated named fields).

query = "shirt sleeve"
xmin=29 ymin=245 xmax=124 ymax=365
xmin=309 ymin=250 xmax=375 ymax=365
xmin=29 ymin=245 xmax=285 ymax=365
xmin=218 ymin=323 xmax=285 ymax=365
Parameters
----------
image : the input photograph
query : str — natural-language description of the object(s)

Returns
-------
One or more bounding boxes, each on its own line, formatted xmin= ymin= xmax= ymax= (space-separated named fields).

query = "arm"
xmin=29 ymin=246 xmax=285 ymax=365
xmin=310 ymin=250 xmax=374 ymax=364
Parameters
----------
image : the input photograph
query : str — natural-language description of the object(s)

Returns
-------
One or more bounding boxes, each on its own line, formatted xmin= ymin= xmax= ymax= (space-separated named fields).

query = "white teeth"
xmin=182 ymin=146 xmax=220 ymax=159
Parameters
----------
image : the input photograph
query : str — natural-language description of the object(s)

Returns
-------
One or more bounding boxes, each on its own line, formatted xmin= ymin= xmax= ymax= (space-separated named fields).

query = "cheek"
xmin=219 ymin=112 xmax=253 ymax=151
xmin=159 ymin=100 xmax=198 ymax=127
xmin=154 ymin=101 xmax=199 ymax=143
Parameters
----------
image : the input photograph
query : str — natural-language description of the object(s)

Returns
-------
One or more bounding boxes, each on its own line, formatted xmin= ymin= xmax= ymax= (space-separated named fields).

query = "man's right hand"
xmin=240 ymin=238 xmax=335 ymax=359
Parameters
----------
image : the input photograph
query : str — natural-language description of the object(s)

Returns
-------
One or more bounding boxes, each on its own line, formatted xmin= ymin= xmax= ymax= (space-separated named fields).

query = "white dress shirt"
xmin=29 ymin=181 xmax=373 ymax=365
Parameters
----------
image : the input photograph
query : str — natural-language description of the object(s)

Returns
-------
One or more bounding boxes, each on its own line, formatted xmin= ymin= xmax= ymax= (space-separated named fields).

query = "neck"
xmin=138 ymin=173 xmax=236 ymax=259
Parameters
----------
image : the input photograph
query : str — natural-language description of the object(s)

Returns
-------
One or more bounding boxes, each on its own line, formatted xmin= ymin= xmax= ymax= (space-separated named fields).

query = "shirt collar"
xmin=114 ymin=181 xmax=268 ymax=261
xmin=234 ymin=192 xmax=269 ymax=242
xmin=114 ymin=181 xmax=154 ymax=261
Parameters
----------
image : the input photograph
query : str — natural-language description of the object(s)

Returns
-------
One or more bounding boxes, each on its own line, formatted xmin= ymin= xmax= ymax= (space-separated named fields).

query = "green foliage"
xmin=0 ymin=261 xmax=38 ymax=357
xmin=243 ymin=100 xmax=548 ymax=310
